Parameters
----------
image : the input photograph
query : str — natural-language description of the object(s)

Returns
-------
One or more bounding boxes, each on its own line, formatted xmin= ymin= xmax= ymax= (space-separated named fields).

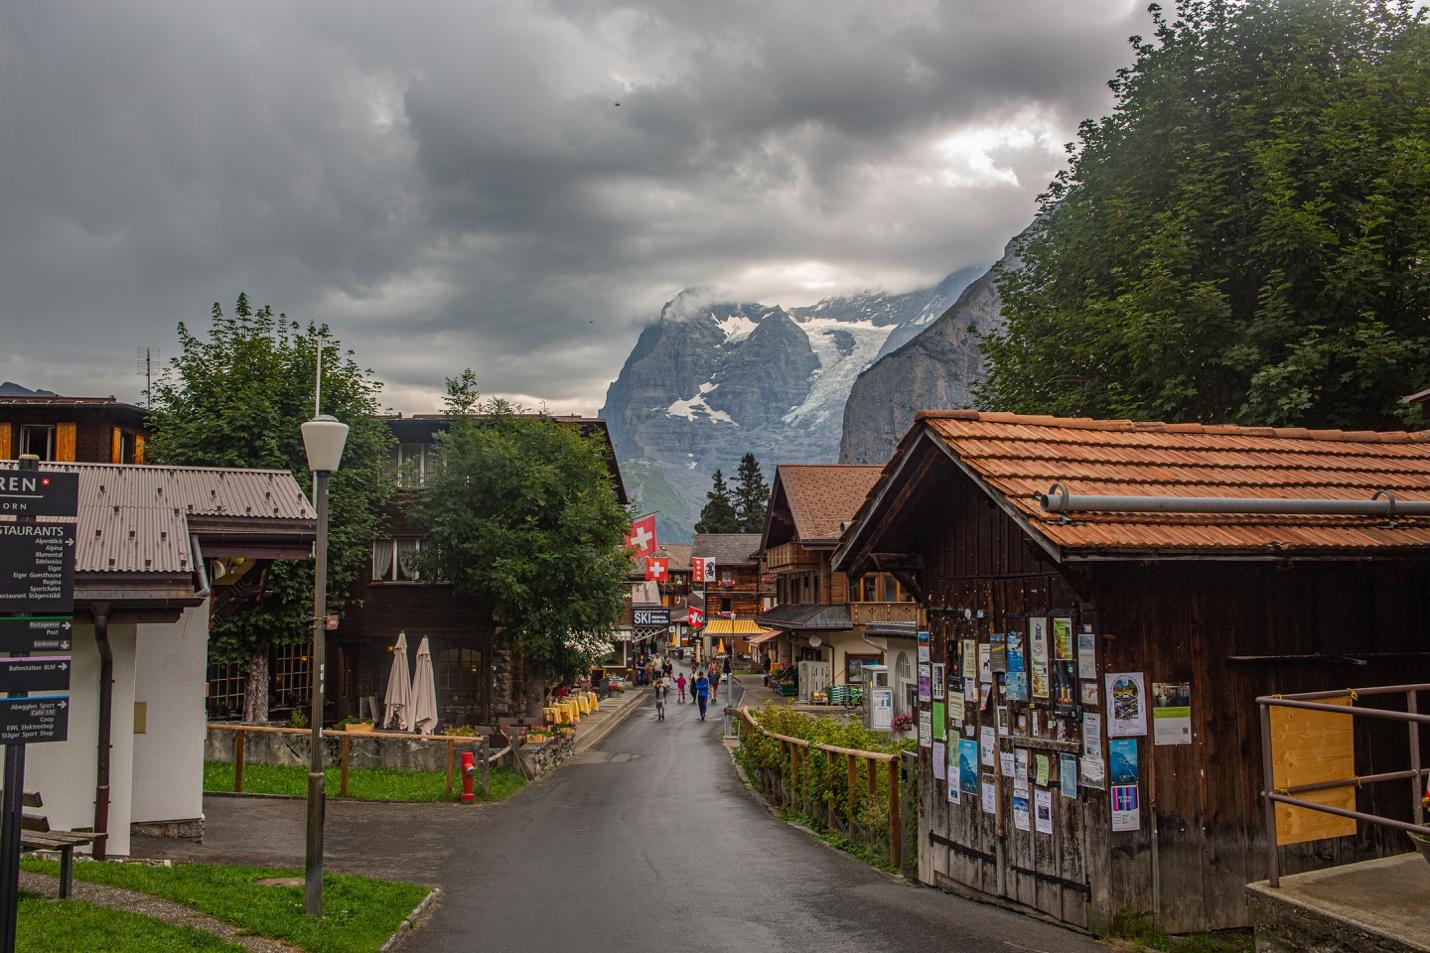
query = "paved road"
xmin=142 ymin=671 xmax=1107 ymax=953
xmin=402 ymin=670 xmax=1106 ymax=953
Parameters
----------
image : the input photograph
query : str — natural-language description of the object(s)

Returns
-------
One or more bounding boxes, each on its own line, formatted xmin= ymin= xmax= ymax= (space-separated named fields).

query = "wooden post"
xmin=234 ymin=729 xmax=245 ymax=794
xmin=790 ymin=743 xmax=799 ymax=809
xmin=887 ymin=756 xmax=901 ymax=869
xmin=866 ymin=757 xmax=878 ymax=807
xmin=480 ymin=736 xmax=491 ymax=798
xmin=847 ymin=753 xmax=858 ymax=820
xmin=446 ymin=739 xmax=456 ymax=795
xmin=339 ymin=735 xmax=351 ymax=797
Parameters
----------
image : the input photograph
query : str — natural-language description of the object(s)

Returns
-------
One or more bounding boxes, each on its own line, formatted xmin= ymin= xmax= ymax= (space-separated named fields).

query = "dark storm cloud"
xmin=0 ymin=1 xmax=1146 ymax=413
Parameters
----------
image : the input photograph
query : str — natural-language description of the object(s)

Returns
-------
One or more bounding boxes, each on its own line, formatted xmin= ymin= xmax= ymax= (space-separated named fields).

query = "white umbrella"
xmin=383 ymin=632 xmax=413 ymax=731
xmin=411 ymin=636 xmax=439 ymax=734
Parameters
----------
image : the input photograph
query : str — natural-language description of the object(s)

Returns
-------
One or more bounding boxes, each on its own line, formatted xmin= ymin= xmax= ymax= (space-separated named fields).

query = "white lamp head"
xmin=301 ymin=414 xmax=349 ymax=473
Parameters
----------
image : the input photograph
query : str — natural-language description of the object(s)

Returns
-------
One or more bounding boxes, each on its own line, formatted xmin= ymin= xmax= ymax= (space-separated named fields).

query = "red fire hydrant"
xmin=460 ymin=751 xmax=477 ymax=804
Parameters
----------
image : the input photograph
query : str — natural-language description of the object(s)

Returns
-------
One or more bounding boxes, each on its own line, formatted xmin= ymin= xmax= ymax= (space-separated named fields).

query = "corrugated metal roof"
xmin=775 ymin=465 xmax=884 ymax=544
xmin=2 ymin=461 xmax=314 ymax=574
xmin=918 ymin=411 xmax=1430 ymax=554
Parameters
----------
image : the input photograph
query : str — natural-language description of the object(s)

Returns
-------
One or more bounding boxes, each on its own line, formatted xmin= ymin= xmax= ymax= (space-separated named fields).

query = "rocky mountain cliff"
xmin=601 ymin=269 xmax=980 ymax=542
xmin=838 ymin=228 xmax=1028 ymax=465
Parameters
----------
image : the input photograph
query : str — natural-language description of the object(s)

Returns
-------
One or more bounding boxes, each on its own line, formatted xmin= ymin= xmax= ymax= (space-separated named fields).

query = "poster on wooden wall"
xmin=1111 ymin=784 xmax=1140 ymax=831
xmin=990 ymin=632 xmax=1007 ymax=673
xmin=980 ymin=725 xmax=995 ymax=767
xmin=978 ymin=643 xmax=992 ymax=684
xmin=1109 ymin=738 xmax=1139 ymax=784
xmin=1152 ymin=681 xmax=1193 ymax=746
xmin=1014 ymin=748 xmax=1030 ymax=796
xmin=1077 ymin=630 xmax=1097 ymax=674
xmin=999 ymin=750 xmax=1014 ymax=779
xmin=959 ymin=739 xmax=979 ymax=795
xmin=1029 ymin=618 xmax=1050 ymax=698
xmin=961 ymin=640 xmax=977 ymax=680
xmin=1012 ymin=795 xmax=1031 ymax=831
xmin=1079 ymin=681 xmax=1100 ymax=707
xmin=932 ymin=663 xmax=946 ymax=701
xmin=1035 ymin=789 xmax=1054 ymax=835
xmin=1060 ymin=754 xmax=1079 ymax=798
xmin=932 ymin=741 xmax=947 ymax=781
xmin=1006 ymin=630 xmax=1028 ymax=701
xmin=981 ymin=780 xmax=996 ymax=814
xmin=932 ymin=701 xmax=946 ymax=741
xmin=948 ymin=691 xmax=965 ymax=725
xmin=1105 ymin=671 xmax=1148 ymax=737
xmin=1053 ymin=617 xmax=1074 ymax=661
xmin=947 ymin=744 xmax=961 ymax=804
xmin=919 ymin=709 xmax=932 ymax=748
xmin=918 ymin=662 xmax=931 ymax=701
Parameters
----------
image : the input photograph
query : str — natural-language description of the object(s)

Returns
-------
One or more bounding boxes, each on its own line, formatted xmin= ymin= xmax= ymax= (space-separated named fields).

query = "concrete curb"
xmin=380 ymin=886 xmax=443 ymax=952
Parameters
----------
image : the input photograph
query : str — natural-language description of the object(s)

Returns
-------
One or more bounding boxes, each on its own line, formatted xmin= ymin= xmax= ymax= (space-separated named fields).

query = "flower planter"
xmin=1408 ymin=831 xmax=1430 ymax=866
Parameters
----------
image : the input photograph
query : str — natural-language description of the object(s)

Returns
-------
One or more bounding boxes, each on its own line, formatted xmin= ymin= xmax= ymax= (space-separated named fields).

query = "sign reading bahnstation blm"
xmin=0 ymin=524 xmax=76 ymax=614
xmin=0 ymin=617 xmax=72 ymax=654
xmin=0 ymin=696 xmax=69 ymax=744
xmin=0 ymin=472 xmax=79 ymax=518
xmin=0 ymin=657 xmax=71 ymax=695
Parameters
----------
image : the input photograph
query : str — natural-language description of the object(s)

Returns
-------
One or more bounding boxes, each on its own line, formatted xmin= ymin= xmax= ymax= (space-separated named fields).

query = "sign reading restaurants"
xmin=0 ymin=524 xmax=76 ymax=614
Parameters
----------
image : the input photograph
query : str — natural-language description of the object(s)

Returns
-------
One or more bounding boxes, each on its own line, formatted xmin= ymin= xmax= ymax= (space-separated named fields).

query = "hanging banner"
xmin=1106 ymin=672 xmax=1149 ymax=737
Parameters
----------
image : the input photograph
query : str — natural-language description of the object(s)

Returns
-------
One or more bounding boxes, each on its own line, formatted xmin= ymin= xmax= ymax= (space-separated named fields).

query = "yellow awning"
xmin=704 ymin=618 xmax=773 ymax=636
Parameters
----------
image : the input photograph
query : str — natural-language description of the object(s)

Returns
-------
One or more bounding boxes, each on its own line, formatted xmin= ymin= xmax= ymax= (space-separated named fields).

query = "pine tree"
xmin=694 ymin=468 xmax=740 ymax=533
xmin=733 ymin=453 xmax=769 ymax=534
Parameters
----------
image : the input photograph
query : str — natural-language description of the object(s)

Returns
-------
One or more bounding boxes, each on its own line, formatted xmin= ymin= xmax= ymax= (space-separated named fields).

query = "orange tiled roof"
xmin=778 ymin=464 xmax=884 ymax=544
xmin=917 ymin=410 xmax=1430 ymax=554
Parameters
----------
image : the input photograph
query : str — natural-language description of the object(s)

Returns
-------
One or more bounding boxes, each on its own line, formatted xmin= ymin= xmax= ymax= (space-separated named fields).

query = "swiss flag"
xmin=687 ymin=605 xmax=705 ymax=629
xmin=626 ymin=513 xmax=657 ymax=557
xmin=645 ymin=556 xmax=669 ymax=581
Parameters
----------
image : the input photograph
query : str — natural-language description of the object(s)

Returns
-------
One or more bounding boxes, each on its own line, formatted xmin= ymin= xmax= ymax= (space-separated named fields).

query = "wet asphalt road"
xmin=399 ymin=670 xmax=1108 ymax=953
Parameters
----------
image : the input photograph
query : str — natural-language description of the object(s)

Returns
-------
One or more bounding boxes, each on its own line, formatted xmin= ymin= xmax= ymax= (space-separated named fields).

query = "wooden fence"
xmin=207 ymin=723 xmax=511 ymax=798
xmin=725 ymin=706 xmax=913 ymax=870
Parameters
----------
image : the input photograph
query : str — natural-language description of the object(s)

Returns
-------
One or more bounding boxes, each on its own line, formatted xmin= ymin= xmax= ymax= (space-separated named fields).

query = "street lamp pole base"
xmin=305 ymin=770 xmax=325 ymax=917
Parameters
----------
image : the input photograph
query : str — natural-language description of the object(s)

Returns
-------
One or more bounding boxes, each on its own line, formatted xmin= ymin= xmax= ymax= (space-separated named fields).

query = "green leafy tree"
xmin=733 ymin=453 xmax=770 ymax=534
xmin=694 ymin=468 xmax=741 ymax=533
xmin=414 ymin=370 xmax=632 ymax=719
xmin=146 ymin=294 xmax=394 ymax=722
xmin=980 ymin=0 xmax=1430 ymax=429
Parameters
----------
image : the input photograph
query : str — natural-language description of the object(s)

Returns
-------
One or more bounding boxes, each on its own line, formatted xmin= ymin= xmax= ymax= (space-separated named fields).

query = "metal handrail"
xmin=1258 ymin=684 xmax=1430 ymax=887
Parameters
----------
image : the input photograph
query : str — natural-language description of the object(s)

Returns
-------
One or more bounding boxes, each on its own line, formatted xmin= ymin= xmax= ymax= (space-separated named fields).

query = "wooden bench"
xmin=17 ymin=792 xmax=106 ymax=899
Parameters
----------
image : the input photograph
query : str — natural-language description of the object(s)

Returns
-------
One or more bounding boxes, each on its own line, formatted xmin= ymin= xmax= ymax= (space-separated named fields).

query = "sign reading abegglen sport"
xmin=0 ymin=697 xmax=69 ymax=744
xmin=0 ymin=524 xmax=76 ymax=614
xmin=0 ymin=472 xmax=79 ymax=518
xmin=0 ymin=617 xmax=72 ymax=654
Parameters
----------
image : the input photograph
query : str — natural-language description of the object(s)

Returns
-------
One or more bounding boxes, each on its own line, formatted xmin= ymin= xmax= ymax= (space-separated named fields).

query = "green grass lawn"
xmin=21 ymin=860 xmax=429 ymax=953
xmin=203 ymin=761 xmax=526 ymax=803
xmin=18 ymin=892 xmax=244 ymax=952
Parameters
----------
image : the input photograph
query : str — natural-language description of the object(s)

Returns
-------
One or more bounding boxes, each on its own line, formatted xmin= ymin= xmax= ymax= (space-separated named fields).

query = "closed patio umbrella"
xmin=383 ymin=632 xmax=413 ymax=731
xmin=411 ymin=636 xmax=439 ymax=734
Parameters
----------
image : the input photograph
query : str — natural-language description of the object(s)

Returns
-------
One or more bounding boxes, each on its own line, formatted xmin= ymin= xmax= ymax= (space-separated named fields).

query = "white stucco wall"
xmin=828 ymin=631 xmax=888 ymax=685
xmin=132 ymin=602 xmax=208 ymax=826
xmin=23 ymin=622 xmax=137 ymax=856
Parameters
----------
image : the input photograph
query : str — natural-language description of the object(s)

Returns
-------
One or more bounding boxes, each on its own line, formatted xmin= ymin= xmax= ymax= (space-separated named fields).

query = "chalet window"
xmin=372 ymin=538 xmax=427 ymax=581
xmin=846 ymin=654 xmax=880 ymax=684
xmin=392 ymin=443 xmax=439 ymax=488
xmin=19 ymin=425 xmax=54 ymax=460
xmin=881 ymin=575 xmax=898 ymax=602
xmin=720 ymin=597 xmax=732 ymax=613
xmin=119 ymin=429 xmax=137 ymax=464
xmin=861 ymin=576 xmax=877 ymax=602
xmin=436 ymin=647 xmax=482 ymax=716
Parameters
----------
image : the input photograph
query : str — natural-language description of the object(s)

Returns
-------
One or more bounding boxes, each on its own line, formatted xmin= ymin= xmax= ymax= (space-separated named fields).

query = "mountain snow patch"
xmin=666 ymin=381 xmax=735 ymax=425
xmin=782 ymin=317 xmax=895 ymax=428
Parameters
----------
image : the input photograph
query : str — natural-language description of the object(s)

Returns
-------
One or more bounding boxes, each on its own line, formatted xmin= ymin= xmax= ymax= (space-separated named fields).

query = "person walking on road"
xmin=694 ymin=671 xmax=711 ymax=720
xmin=654 ymin=677 xmax=668 ymax=721
xmin=675 ymin=672 xmax=687 ymax=703
xmin=709 ymin=668 xmax=721 ymax=704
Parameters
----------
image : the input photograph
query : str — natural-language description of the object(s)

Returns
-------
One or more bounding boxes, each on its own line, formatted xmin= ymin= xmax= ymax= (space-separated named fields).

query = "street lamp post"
xmin=300 ymin=414 xmax=348 ymax=918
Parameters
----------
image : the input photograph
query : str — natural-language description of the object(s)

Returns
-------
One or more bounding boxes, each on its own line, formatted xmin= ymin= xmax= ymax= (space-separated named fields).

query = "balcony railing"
xmin=850 ymin=602 xmax=922 ymax=626
xmin=764 ymin=542 xmax=819 ymax=571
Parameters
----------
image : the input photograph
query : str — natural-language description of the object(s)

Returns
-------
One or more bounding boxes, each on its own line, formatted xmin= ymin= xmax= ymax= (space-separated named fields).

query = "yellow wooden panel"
xmin=1271 ymin=694 xmax=1357 ymax=845
xmin=0 ymin=423 xmax=10 ymax=459
xmin=55 ymin=422 xmax=76 ymax=462
xmin=135 ymin=434 xmax=145 ymax=464
xmin=111 ymin=427 xmax=122 ymax=463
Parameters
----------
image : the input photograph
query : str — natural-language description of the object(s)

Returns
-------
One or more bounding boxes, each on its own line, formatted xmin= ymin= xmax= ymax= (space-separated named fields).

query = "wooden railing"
xmin=764 ymin=542 xmax=819 ymax=570
xmin=725 ymin=706 xmax=902 ymax=868
xmin=849 ymin=602 xmax=923 ymax=626
xmin=207 ymin=723 xmax=508 ymax=798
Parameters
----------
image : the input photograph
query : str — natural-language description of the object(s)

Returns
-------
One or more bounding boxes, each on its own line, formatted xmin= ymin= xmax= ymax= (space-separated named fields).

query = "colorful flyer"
xmin=1035 ymin=753 xmax=1050 ymax=787
xmin=1077 ymin=630 xmax=1097 ymax=674
xmin=932 ymin=741 xmax=947 ymax=781
xmin=1035 ymin=788 xmax=1054 ymax=834
xmin=918 ymin=662 xmax=931 ymax=701
xmin=1081 ymin=754 xmax=1106 ymax=789
xmin=919 ymin=709 xmax=932 ymax=748
xmin=981 ymin=780 xmax=996 ymax=814
xmin=1108 ymin=737 xmax=1139 ymax=784
xmin=978 ymin=643 xmax=992 ymax=684
xmin=1030 ymin=617 xmax=1050 ymax=699
xmin=1053 ymin=617 xmax=1073 ymax=661
xmin=1005 ymin=671 xmax=1028 ymax=702
xmin=990 ymin=632 xmax=1007 ymax=673
xmin=961 ymin=639 xmax=977 ymax=680
xmin=932 ymin=663 xmax=946 ymax=701
xmin=1080 ymin=681 xmax=1100 ymax=707
xmin=932 ymin=701 xmax=946 ymax=740
xmin=980 ymin=725 xmax=995 ymax=767
xmin=1060 ymin=754 xmax=1078 ymax=798
xmin=1012 ymin=795 xmax=1031 ymax=831
xmin=959 ymin=739 xmax=979 ymax=795
xmin=1106 ymin=671 xmax=1149 ymax=737
xmin=947 ymin=745 xmax=961 ymax=804
xmin=918 ymin=643 xmax=930 ymax=663
xmin=1152 ymin=681 xmax=1192 ymax=746
xmin=1111 ymin=783 xmax=1140 ymax=831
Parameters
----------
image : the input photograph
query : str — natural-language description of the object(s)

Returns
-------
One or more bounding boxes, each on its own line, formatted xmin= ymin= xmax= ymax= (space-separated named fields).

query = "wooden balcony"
xmin=764 ymin=541 xmax=819 ymax=571
xmin=850 ymin=602 xmax=923 ymax=627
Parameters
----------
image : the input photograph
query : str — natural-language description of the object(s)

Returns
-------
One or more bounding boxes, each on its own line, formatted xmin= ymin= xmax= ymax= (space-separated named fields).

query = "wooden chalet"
xmin=330 ymin=413 xmax=628 ymax=726
xmin=0 ymin=395 xmax=149 ymax=464
xmin=689 ymin=533 xmax=769 ymax=657
xmin=756 ymin=465 xmax=923 ymax=699
xmin=833 ymin=410 xmax=1430 ymax=933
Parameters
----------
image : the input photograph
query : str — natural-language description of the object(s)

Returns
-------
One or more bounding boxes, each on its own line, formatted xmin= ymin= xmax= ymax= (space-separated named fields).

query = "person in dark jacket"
xmin=693 ymin=673 xmax=711 ymax=720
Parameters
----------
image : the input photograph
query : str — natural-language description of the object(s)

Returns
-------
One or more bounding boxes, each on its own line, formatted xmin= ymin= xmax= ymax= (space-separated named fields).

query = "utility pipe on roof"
xmin=1037 ymin=483 xmax=1430 ymax=518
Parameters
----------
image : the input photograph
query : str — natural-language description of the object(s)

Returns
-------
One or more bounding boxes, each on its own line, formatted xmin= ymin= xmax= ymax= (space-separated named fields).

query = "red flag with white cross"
xmin=645 ymin=556 xmax=669 ymax=581
xmin=626 ymin=513 xmax=657 ymax=557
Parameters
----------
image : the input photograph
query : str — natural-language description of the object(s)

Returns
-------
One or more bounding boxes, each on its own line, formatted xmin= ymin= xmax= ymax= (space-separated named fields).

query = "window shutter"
xmin=111 ymin=427 xmax=122 ymax=463
xmin=55 ymin=423 xmax=77 ymax=462
xmin=134 ymin=434 xmax=145 ymax=464
xmin=0 ymin=423 xmax=10 ymax=460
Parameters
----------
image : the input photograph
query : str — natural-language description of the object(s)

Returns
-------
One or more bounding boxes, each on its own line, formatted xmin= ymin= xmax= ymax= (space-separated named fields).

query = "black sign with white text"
xmin=0 ymin=696 xmax=69 ymax=744
xmin=0 ymin=657 xmax=70 ymax=694
xmin=0 ymin=524 xmax=75 ymax=614
xmin=0 ymin=617 xmax=73 ymax=654
xmin=0 ymin=472 xmax=78 ymax=518
xmin=633 ymin=608 xmax=671 ymax=627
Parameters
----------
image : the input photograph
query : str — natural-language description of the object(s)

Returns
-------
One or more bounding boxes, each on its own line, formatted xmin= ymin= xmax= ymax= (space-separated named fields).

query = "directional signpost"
xmin=0 ymin=463 xmax=76 ymax=953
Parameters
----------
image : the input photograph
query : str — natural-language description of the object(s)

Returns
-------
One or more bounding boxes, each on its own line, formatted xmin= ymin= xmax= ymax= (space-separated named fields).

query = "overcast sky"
xmin=1 ymin=1 xmax=1148 ymax=415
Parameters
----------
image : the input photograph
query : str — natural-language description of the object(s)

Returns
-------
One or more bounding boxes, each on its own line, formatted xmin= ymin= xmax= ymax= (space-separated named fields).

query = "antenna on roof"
xmin=136 ymin=347 xmax=159 ymax=408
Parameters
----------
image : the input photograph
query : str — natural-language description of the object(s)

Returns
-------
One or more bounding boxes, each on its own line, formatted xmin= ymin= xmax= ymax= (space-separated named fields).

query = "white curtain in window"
xmin=397 ymin=539 xmax=421 ymax=580
xmin=372 ymin=540 xmax=395 ymax=580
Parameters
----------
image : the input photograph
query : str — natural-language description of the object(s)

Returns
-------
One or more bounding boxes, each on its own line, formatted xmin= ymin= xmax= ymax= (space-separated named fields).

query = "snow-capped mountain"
xmin=600 ymin=268 xmax=981 ymax=542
